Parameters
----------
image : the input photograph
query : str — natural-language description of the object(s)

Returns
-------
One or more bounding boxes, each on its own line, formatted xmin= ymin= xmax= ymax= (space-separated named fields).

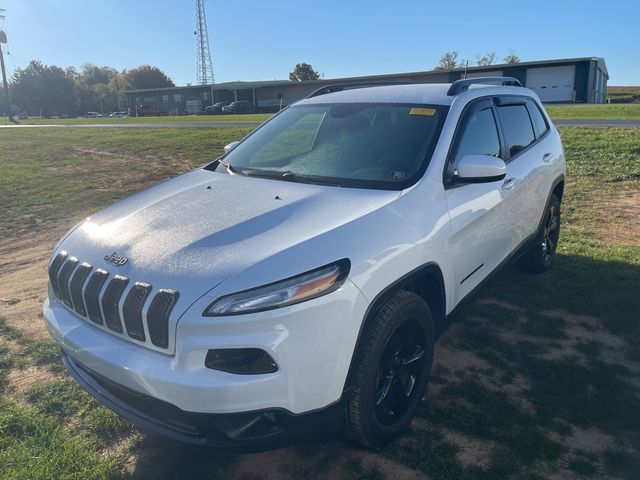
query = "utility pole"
xmin=0 ymin=33 xmax=15 ymax=123
xmin=0 ymin=9 xmax=16 ymax=124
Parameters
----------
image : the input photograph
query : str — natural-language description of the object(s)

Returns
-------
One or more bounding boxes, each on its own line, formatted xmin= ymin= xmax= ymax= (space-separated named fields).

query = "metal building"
xmin=125 ymin=57 xmax=608 ymax=114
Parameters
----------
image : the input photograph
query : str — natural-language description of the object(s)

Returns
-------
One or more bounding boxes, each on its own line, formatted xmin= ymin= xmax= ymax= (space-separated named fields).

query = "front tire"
xmin=345 ymin=290 xmax=435 ymax=448
xmin=517 ymin=193 xmax=561 ymax=273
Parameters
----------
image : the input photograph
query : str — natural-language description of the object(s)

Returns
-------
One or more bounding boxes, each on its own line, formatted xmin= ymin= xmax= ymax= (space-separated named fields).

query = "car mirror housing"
xmin=454 ymin=155 xmax=507 ymax=183
xmin=223 ymin=141 xmax=241 ymax=154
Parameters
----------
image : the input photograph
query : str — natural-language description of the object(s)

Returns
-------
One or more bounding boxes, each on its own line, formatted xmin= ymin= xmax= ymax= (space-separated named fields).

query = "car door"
xmin=443 ymin=98 xmax=519 ymax=304
xmin=493 ymin=96 xmax=548 ymax=244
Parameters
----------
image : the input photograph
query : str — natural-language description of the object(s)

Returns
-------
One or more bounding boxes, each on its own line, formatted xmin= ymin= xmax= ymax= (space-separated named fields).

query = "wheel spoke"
xmin=375 ymin=372 xmax=394 ymax=405
xmin=402 ymin=373 xmax=416 ymax=397
xmin=546 ymin=236 xmax=554 ymax=254
xmin=402 ymin=346 xmax=425 ymax=366
xmin=391 ymin=377 xmax=409 ymax=411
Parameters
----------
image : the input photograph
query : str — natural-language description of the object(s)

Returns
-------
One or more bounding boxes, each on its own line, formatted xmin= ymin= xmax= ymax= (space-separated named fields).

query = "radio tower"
xmin=195 ymin=0 xmax=214 ymax=85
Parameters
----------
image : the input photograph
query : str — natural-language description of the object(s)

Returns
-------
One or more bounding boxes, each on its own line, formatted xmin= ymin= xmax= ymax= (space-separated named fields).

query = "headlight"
xmin=204 ymin=259 xmax=350 ymax=316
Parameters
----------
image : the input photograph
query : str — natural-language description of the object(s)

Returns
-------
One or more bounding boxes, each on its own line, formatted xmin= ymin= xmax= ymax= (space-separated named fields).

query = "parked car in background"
xmin=109 ymin=111 xmax=129 ymax=118
xmin=84 ymin=112 xmax=105 ymax=118
xmin=59 ymin=113 xmax=77 ymax=119
xmin=221 ymin=100 xmax=254 ymax=114
xmin=205 ymin=102 xmax=230 ymax=115
xmin=44 ymin=78 xmax=565 ymax=450
xmin=128 ymin=106 xmax=161 ymax=117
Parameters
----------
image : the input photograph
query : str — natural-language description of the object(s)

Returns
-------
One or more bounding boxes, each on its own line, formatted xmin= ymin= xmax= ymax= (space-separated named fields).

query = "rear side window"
xmin=496 ymin=105 xmax=536 ymax=157
xmin=526 ymin=99 xmax=549 ymax=138
xmin=452 ymin=107 xmax=501 ymax=165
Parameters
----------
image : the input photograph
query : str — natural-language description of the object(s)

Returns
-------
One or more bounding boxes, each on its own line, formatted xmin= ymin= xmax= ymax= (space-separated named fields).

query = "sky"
xmin=0 ymin=0 xmax=638 ymax=86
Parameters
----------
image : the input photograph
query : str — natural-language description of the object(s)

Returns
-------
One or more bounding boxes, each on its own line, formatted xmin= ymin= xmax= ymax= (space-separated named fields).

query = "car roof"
xmin=297 ymin=83 xmax=536 ymax=107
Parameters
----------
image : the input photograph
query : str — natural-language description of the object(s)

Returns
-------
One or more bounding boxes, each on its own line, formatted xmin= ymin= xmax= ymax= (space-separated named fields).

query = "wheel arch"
xmin=552 ymin=176 xmax=564 ymax=203
xmin=343 ymin=262 xmax=446 ymax=392
xmin=536 ymin=174 xmax=565 ymax=234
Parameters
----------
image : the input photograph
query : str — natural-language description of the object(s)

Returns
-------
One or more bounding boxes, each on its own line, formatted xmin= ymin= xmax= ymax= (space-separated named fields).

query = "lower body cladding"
xmin=43 ymin=280 xmax=368 ymax=448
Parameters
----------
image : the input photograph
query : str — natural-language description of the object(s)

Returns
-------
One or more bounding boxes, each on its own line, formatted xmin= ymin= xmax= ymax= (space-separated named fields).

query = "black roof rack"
xmin=447 ymin=77 xmax=522 ymax=96
xmin=306 ymin=81 xmax=414 ymax=99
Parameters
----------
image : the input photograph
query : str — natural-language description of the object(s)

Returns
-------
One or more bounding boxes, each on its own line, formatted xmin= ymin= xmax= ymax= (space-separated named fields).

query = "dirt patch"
xmin=581 ymin=183 xmax=640 ymax=246
xmin=441 ymin=429 xmax=496 ymax=469
xmin=5 ymin=366 xmax=57 ymax=401
xmin=228 ymin=444 xmax=428 ymax=480
xmin=0 ymin=235 xmax=58 ymax=339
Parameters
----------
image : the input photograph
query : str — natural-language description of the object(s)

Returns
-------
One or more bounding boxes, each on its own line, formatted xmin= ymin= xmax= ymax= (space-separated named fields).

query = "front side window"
xmin=217 ymin=103 xmax=447 ymax=189
xmin=452 ymin=107 xmax=501 ymax=165
xmin=496 ymin=104 xmax=536 ymax=157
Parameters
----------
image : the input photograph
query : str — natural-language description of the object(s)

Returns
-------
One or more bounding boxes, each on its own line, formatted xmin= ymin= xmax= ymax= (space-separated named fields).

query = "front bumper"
xmin=62 ymin=352 xmax=343 ymax=449
xmin=43 ymin=279 xmax=368 ymax=416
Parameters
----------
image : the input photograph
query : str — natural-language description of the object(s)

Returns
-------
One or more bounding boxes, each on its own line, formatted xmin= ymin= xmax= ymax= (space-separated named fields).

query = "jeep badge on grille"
xmin=104 ymin=252 xmax=128 ymax=266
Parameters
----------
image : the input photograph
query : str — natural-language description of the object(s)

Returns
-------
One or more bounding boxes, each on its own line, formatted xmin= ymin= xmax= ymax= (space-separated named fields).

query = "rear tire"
xmin=344 ymin=290 xmax=434 ymax=448
xmin=517 ymin=194 xmax=561 ymax=274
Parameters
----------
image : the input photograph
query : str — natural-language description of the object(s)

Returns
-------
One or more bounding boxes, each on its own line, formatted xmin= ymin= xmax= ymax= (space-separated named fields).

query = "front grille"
xmin=147 ymin=289 xmax=179 ymax=349
xmin=48 ymin=251 xmax=68 ymax=299
xmin=84 ymin=269 xmax=109 ymax=325
xmin=47 ymin=252 xmax=179 ymax=351
xmin=102 ymin=276 xmax=129 ymax=333
xmin=123 ymin=282 xmax=152 ymax=341
xmin=69 ymin=263 xmax=92 ymax=316
xmin=57 ymin=257 xmax=79 ymax=308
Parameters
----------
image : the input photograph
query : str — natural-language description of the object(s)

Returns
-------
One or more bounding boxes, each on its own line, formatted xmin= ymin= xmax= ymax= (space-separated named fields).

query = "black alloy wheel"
xmin=374 ymin=319 xmax=427 ymax=425
xmin=345 ymin=289 xmax=435 ymax=448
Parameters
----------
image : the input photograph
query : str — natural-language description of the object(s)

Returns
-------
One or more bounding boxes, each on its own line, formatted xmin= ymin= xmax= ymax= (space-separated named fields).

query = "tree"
xmin=11 ymin=60 xmax=76 ymax=116
xmin=476 ymin=52 xmax=497 ymax=66
xmin=123 ymin=65 xmax=175 ymax=90
xmin=504 ymin=52 xmax=521 ymax=64
xmin=289 ymin=63 xmax=320 ymax=82
xmin=434 ymin=52 xmax=461 ymax=71
xmin=79 ymin=63 xmax=117 ymax=87
xmin=76 ymin=64 xmax=119 ymax=114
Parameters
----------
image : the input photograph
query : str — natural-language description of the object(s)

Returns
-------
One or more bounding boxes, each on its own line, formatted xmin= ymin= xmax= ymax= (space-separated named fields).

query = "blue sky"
xmin=0 ymin=0 xmax=637 ymax=85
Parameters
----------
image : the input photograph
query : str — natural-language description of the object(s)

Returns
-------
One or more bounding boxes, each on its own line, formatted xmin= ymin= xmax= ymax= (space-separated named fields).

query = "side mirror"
xmin=224 ymin=141 xmax=241 ymax=154
xmin=454 ymin=155 xmax=506 ymax=183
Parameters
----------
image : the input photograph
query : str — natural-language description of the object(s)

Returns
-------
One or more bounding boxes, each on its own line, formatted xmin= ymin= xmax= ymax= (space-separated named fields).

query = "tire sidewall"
xmin=351 ymin=292 xmax=435 ymax=445
xmin=540 ymin=194 xmax=561 ymax=269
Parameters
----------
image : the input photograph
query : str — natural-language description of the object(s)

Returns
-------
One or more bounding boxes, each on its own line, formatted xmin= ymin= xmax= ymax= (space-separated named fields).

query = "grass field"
xmin=607 ymin=86 xmax=640 ymax=103
xmin=0 ymin=125 xmax=638 ymax=479
xmin=545 ymin=103 xmax=640 ymax=120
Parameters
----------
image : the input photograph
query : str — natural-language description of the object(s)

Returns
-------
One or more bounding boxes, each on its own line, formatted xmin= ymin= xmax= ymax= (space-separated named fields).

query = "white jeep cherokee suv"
xmin=44 ymin=78 xmax=565 ymax=449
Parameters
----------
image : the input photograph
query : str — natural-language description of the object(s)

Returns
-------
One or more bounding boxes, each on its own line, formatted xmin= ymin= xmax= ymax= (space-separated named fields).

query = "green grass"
xmin=545 ymin=103 xmax=640 ymax=120
xmin=0 ymin=126 xmax=638 ymax=478
xmin=0 ymin=399 xmax=125 ymax=479
xmin=607 ymin=86 xmax=640 ymax=103
xmin=0 ymin=127 xmax=252 ymax=231
xmin=16 ymin=113 xmax=271 ymax=125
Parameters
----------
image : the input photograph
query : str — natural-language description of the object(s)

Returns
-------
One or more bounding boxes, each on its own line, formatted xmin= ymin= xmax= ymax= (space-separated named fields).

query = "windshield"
xmin=214 ymin=102 xmax=447 ymax=189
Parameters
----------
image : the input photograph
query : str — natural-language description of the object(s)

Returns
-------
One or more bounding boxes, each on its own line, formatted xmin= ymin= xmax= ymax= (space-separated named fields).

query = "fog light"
xmin=205 ymin=348 xmax=278 ymax=375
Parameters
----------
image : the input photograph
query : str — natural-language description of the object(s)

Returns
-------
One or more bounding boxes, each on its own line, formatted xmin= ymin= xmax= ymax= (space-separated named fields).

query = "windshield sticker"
xmin=409 ymin=107 xmax=436 ymax=116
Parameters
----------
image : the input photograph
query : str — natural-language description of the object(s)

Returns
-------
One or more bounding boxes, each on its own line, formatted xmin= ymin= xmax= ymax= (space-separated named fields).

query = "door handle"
xmin=542 ymin=152 xmax=553 ymax=163
xmin=502 ymin=177 xmax=517 ymax=191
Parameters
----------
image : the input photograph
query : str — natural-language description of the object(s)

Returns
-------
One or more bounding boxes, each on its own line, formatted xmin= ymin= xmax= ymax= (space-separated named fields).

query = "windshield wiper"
xmin=217 ymin=158 xmax=241 ymax=175
xmin=279 ymin=171 xmax=342 ymax=186
xmin=226 ymin=167 xmax=342 ymax=186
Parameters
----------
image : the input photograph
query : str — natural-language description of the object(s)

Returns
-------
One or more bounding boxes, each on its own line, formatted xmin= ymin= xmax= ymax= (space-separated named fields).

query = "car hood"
xmin=57 ymin=169 xmax=399 ymax=310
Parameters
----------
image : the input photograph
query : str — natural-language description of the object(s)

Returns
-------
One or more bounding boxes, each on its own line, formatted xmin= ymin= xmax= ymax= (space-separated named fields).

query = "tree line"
xmin=6 ymin=61 xmax=174 ymax=117
xmin=435 ymin=51 xmax=521 ymax=71
xmin=4 ymin=55 xmax=522 ymax=117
